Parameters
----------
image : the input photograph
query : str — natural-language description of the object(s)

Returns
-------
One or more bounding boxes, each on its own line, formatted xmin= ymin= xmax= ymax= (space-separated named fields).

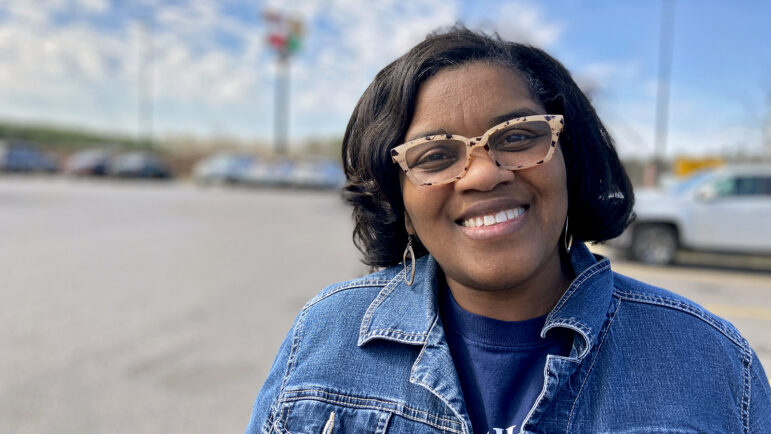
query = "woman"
xmin=247 ymin=27 xmax=770 ymax=433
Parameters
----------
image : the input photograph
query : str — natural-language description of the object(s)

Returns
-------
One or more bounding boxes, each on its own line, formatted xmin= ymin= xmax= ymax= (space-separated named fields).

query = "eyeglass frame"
xmin=391 ymin=114 xmax=564 ymax=187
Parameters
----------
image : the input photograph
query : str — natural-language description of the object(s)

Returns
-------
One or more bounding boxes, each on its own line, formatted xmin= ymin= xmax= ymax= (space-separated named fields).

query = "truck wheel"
xmin=631 ymin=224 xmax=678 ymax=265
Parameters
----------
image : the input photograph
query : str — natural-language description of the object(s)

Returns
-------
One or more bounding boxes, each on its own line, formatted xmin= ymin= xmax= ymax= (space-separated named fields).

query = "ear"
xmin=404 ymin=210 xmax=415 ymax=236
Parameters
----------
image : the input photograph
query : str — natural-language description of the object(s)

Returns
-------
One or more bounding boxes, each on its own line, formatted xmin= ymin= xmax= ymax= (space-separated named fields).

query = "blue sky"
xmin=0 ymin=0 xmax=768 ymax=159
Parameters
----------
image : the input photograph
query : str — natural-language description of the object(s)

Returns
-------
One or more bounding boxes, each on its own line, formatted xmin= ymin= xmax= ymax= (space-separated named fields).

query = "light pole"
xmin=137 ymin=16 xmax=154 ymax=149
xmin=652 ymin=0 xmax=676 ymax=185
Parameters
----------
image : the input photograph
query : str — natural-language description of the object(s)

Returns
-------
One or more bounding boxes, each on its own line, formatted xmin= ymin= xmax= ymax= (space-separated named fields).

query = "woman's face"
xmin=401 ymin=62 xmax=568 ymax=293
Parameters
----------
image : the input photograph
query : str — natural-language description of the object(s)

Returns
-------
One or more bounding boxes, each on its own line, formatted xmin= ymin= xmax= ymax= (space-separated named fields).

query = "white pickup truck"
xmin=611 ymin=165 xmax=771 ymax=264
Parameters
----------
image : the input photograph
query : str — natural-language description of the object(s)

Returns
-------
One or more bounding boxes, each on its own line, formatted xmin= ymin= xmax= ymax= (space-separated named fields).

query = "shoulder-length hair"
xmin=342 ymin=25 xmax=634 ymax=269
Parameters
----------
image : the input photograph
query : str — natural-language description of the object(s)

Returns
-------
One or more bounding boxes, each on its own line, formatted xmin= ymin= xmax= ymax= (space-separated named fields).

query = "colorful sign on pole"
xmin=263 ymin=9 xmax=303 ymax=59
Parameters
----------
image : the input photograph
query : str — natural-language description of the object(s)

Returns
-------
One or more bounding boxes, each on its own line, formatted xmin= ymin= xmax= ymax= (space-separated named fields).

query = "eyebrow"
xmin=404 ymin=109 xmax=542 ymax=142
xmin=405 ymin=128 xmax=449 ymax=143
xmin=488 ymin=109 xmax=540 ymax=128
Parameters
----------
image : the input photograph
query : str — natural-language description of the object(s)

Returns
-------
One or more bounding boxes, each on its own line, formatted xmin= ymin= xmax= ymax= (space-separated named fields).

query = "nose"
xmin=454 ymin=146 xmax=515 ymax=192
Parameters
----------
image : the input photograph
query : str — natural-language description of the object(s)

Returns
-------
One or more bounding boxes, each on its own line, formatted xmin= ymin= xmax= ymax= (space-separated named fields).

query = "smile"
xmin=460 ymin=206 xmax=528 ymax=228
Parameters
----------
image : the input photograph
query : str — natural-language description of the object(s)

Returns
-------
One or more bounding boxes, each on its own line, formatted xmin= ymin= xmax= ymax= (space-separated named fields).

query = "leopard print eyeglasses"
xmin=391 ymin=114 xmax=564 ymax=187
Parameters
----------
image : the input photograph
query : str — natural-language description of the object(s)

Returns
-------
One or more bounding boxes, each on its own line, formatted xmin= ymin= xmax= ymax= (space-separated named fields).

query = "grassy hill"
xmin=0 ymin=121 xmax=152 ymax=151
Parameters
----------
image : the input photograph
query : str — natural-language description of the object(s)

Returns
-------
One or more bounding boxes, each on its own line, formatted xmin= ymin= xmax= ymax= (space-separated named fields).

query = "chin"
xmin=441 ymin=243 xmax=563 ymax=293
xmin=456 ymin=263 xmax=539 ymax=292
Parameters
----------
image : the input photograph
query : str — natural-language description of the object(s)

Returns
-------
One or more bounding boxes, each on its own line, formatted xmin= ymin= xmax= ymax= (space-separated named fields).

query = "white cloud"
xmin=2 ymin=0 xmax=62 ymax=26
xmin=287 ymin=0 xmax=460 ymax=128
xmin=490 ymin=1 xmax=564 ymax=47
xmin=0 ymin=0 xmax=270 ymax=136
xmin=576 ymin=61 xmax=639 ymax=85
xmin=76 ymin=0 xmax=109 ymax=14
xmin=0 ymin=0 xmax=572 ymax=143
xmin=596 ymin=91 xmax=768 ymax=160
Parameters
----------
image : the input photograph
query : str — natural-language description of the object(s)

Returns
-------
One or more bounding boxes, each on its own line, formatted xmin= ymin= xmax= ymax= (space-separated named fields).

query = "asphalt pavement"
xmin=1 ymin=177 xmax=769 ymax=433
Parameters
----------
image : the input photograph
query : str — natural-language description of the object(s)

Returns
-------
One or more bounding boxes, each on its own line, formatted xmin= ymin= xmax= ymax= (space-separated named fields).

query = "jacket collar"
xmin=358 ymin=242 xmax=613 ymax=360
xmin=543 ymin=242 xmax=613 ymax=360
xmin=358 ymin=254 xmax=439 ymax=347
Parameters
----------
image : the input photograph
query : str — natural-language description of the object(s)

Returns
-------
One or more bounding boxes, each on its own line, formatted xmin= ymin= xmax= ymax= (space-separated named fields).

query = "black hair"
xmin=342 ymin=25 xmax=634 ymax=269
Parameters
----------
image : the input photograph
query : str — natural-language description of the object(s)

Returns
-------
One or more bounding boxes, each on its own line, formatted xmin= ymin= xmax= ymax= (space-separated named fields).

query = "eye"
xmin=404 ymin=139 xmax=466 ymax=173
xmin=491 ymin=121 xmax=551 ymax=152
xmin=494 ymin=130 xmax=538 ymax=151
xmin=412 ymin=147 xmax=460 ymax=169
xmin=504 ymin=132 xmax=531 ymax=143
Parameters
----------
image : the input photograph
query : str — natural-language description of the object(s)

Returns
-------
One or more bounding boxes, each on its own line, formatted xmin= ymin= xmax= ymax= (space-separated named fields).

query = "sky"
xmin=0 ymin=0 xmax=769 ymax=159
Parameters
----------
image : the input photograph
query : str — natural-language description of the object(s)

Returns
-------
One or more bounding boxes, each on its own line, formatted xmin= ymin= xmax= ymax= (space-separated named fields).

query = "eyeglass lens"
xmin=404 ymin=120 xmax=553 ymax=185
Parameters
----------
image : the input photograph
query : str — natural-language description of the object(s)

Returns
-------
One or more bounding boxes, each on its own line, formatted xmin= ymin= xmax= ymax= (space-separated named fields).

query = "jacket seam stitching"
xmin=365 ymin=328 xmax=428 ymax=340
xmin=278 ymin=392 xmax=462 ymax=432
xmin=376 ymin=411 xmax=391 ymax=434
xmin=613 ymin=289 xmax=744 ymax=348
xmin=263 ymin=413 xmax=275 ymax=434
xmin=331 ymin=279 xmax=391 ymax=290
xmin=307 ymin=281 xmax=389 ymax=307
xmin=545 ymin=319 xmax=592 ymax=359
xmin=282 ymin=403 xmax=291 ymax=434
xmin=741 ymin=338 xmax=751 ymax=433
xmin=260 ymin=416 xmax=272 ymax=434
xmin=359 ymin=273 xmax=403 ymax=344
xmin=273 ymin=306 xmax=310 ymax=431
xmin=410 ymin=314 xmax=469 ymax=434
xmin=519 ymin=353 xmax=562 ymax=433
xmin=566 ymin=296 xmax=620 ymax=431
xmin=550 ymin=261 xmax=611 ymax=314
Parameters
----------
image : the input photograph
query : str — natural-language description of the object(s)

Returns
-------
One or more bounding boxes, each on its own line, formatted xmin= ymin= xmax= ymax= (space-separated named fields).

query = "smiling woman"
xmin=246 ymin=26 xmax=770 ymax=434
xmin=400 ymin=65 xmax=570 ymax=322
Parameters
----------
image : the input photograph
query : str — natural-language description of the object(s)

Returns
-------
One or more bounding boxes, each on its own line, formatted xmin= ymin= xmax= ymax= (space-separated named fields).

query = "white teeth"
xmin=461 ymin=207 xmax=526 ymax=228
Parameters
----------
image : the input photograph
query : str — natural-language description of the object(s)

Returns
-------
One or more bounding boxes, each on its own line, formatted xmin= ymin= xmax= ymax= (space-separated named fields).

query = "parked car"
xmin=286 ymin=159 xmax=345 ymax=190
xmin=611 ymin=165 xmax=771 ymax=264
xmin=242 ymin=159 xmax=294 ymax=187
xmin=109 ymin=152 xmax=172 ymax=179
xmin=192 ymin=152 xmax=257 ymax=184
xmin=63 ymin=148 xmax=114 ymax=176
xmin=0 ymin=139 xmax=58 ymax=173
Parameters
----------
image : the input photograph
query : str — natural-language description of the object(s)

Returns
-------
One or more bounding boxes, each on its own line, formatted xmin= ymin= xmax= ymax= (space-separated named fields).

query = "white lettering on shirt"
xmin=488 ymin=426 xmax=516 ymax=434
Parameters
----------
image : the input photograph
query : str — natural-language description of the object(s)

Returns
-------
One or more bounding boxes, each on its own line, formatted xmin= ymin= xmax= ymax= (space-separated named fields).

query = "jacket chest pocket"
xmin=272 ymin=389 xmax=463 ymax=434
xmin=275 ymin=399 xmax=391 ymax=433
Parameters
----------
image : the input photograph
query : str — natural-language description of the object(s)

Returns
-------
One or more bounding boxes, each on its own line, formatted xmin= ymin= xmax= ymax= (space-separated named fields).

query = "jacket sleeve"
xmin=245 ymin=322 xmax=296 ymax=434
xmin=749 ymin=349 xmax=771 ymax=433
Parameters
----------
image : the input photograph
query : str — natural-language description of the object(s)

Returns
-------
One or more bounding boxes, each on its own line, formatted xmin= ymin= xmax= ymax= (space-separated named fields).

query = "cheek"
xmin=546 ymin=147 xmax=568 ymax=197
xmin=534 ymin=151 xmax=569 ymax=226
xmin=551 ymin=164 xmax=569 ymax=232
xmin=401 ymin=183 xmax=450 ymax=236
xmin=399 ymin=174 xmax=413 ymax=232
xmin=401 ymin=181 xmax=425 ymax=235
xmin=555 ymin=152 xmax=569 ymax=206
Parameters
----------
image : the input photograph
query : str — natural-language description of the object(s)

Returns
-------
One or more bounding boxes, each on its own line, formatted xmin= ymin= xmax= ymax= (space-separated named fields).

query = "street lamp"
xmin=651 ymin=0 xmax=676 ymax=186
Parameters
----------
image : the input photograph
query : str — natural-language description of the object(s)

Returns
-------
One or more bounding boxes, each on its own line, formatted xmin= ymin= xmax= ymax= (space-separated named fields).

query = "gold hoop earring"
xmin=563 ymin=216 xmax=573 ymax=254
xmin=403 ymin=236 xmax=415 ymax=285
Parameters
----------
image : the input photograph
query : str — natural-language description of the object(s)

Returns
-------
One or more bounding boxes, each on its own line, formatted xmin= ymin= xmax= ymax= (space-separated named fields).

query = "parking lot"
xmin=1 ymin=177 xmax=769 ymax=434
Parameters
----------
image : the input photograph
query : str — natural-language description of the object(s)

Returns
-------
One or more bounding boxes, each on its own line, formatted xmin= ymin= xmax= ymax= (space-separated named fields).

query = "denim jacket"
xmin=246 ymin=243 xmax=771 ymax=433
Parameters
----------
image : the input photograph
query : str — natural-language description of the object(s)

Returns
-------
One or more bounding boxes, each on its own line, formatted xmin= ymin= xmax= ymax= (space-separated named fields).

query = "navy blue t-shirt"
xmin=440 ymin=289 xmax=573 ymax=434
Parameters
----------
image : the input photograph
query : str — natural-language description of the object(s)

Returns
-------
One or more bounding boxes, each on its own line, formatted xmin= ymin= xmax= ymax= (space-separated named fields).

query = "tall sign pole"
xmin=274 ymin=52 xmax=289 ymax=155
xmin=765 ymin=92 xmax=771 ymax=162
xmin=137 ymin=16 xmax=154 ymax=149
xmin=652 ymin=0 xmax=676 ymax=185
xmin=264 ymin=11 xmax=303 ymax=155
